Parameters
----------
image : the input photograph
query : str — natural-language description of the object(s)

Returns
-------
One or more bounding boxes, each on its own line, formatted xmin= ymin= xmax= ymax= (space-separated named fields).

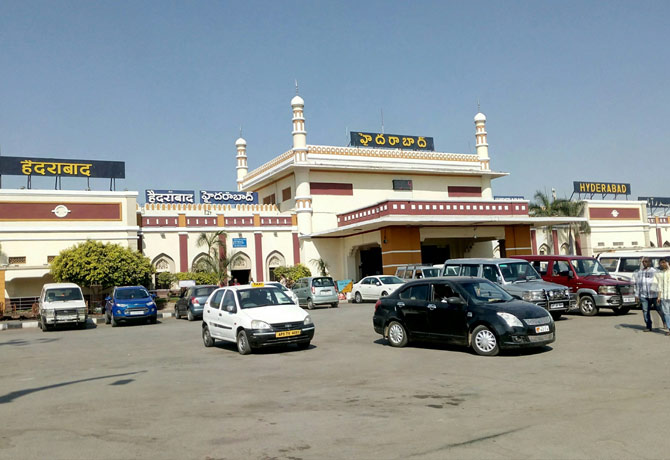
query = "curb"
xmin=0 ymin=312 xmax=175 ymax=331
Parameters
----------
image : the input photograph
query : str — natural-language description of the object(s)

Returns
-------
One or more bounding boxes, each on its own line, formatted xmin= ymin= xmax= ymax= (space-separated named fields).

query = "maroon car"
xmin=517 ymin=255 xmax=637 ymax=316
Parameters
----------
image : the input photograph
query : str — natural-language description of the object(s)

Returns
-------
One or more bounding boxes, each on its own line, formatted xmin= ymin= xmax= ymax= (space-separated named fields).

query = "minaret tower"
xmin=236 ymin=136 xmax=248 ymax=191
xmin=474 ymin=111 xmax=489 ymax=170
xmin=291 ymin=84 xmax=312 ymax=235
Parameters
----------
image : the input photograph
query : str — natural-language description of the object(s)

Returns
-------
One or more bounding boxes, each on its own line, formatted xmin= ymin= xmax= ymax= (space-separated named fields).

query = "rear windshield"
xmin=45 ymin=288 xmax=83 ymax=302
xmin=312 ymin=278 xmax=334 ymax=287
xmin=443 ymin=265 xmax=460 ymax=276
xmin=422 ymin=268 xmax=441 ymax=277
xmin=116 ymin=288 xmax=150 ymax=300
xmin=194 ymin=286 xmax=217 ymax=297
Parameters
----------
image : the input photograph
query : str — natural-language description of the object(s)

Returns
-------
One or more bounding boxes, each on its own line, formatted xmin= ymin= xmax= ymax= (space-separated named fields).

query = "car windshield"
xmin=45 ymin=288 xmax=83 ymax=302
xmin=422 ymin=268 xmax=441 ymax=277
xmin=194 ymin=286 xmax=216 ymax=297
xmin=116 ymin=288 xmax=150 ymax=300
xmin=456 ymin=280 xmax=513 ymax=305
xmin=379 ymin=276 xmax=404 ymax=284
xmin=571 ymin=259 xmax=608 ymax=276
xmin=312 ymin=278 xmax=334 ymax=287
xmin=237 ymin=287 xmax=294 ymax=309
xmin=499 ymin=262 xmax=541 ymax=282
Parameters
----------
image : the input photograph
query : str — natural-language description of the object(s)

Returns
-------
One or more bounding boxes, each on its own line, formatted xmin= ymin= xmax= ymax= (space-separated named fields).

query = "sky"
xmin=1 ymin=0 xmax=668 ymax=203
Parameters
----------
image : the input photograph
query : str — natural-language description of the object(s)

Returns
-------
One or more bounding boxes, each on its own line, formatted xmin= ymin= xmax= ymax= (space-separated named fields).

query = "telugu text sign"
xmin=145 ymin=190 xmax=195 ymax=204
xmin=350 ymin=132 xmax=434 ymax=151
xmin=200 ymin=190 xmax=258 ymax=204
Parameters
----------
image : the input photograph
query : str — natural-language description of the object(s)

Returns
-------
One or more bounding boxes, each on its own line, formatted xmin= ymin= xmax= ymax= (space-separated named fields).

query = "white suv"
xmin=202 ymin=283 xmax=315 ymax=355
xmin=39 ymin=283 xmax=88 ymax=331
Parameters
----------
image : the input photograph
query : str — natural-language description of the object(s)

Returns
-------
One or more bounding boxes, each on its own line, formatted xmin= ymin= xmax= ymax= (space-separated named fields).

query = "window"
xmin=210 ymin=290 xmax=224 ymax=309
xmin=443 ymin=265 xmax=460 ymax=276
xmin=399 ymin=284 xmax=429 ymax=301
xmin=396 ymin=269 xmax=406 ymax=278
xmin=361 ymin=278 xmax=371 ymax=285
xmin=222 ymin=291 xmax=236 ymax=310
xmin=482 ymin=265 xmax=499 ymax=282
xmin=263 ymin=194 xmax=276 ymax=205
xmin=282 ymin=187 xmax=291 ymax=201
xmin=599 ymin=258 xmax=619 ymax=272
xmin=460 ymin=265 xmax=479 ymax=277
xmin=432 ymin=283 xmax=457 ymax=302
xmin=312 ymin=277 xmax=334 ymax=287
xmin=620 ymin=258 xmax=641 ymax=273
xmin=47 ymin=256 xmax=56 ymax=263
xmin=532 ymin=261 xmax=550 ymax=276
xmin=553 ymin=261 xmax=572 ymax=276
xmin=9 ymin=256 xmax=26 ymax=265
xmin=392 ymin=179 xmax=413 ymax=191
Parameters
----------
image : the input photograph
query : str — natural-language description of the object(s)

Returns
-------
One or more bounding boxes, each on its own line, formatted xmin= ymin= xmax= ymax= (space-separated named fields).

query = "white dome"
xmin=235 ymin=137 xmax=247 ymax=147
xmin=474 ymin=112 xmax=487 ymax=122
xmin=291 ymin=95 xmax=305 ymax=106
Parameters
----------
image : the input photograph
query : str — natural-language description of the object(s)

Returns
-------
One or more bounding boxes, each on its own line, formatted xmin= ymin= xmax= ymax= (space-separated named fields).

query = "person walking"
xmin=654 ymin=258 xmax=670 ymax=335
xmin=634 ymin=257 xmax=658 ymax=332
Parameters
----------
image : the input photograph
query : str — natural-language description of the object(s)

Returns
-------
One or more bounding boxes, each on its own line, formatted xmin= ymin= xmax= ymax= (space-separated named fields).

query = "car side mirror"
xmin=151 ymin=293 xmax=157 ymax=299
xmin=376 ymin=282 xmax=382 ymax=286
xmin=105 ymin=296 xmax=111 ymax=301
xmin=447 ymin=296 xmax=466 ymax=306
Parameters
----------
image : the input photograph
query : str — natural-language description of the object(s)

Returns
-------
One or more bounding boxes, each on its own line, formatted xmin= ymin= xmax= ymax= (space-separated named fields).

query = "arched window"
xmin=191 ymin=252 xmax=211 ymax=272
xmin=538 ymin=243 xmax=550 ymax=255
xmin=266 ymin=251 xmax=286 ymax=281
xmin=560 ymin=243 xmax=569 ymax=255
xmin=152 ymin=254 xmax=175 ymax=273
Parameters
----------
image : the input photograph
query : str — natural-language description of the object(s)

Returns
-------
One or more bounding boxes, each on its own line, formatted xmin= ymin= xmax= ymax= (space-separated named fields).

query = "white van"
xmin=597 ymin=249 xmax=670 ymax=281
xmin=39 ymin=283 xmax=88 ymax=331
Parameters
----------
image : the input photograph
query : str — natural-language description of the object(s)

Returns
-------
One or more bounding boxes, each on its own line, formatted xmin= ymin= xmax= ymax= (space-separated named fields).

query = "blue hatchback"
xmin=105 ymin=286 xmax=157 ymax=327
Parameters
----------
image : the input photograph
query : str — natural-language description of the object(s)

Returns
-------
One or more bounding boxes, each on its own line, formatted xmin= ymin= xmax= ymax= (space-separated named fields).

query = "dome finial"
xmin=295 ymin=79 xmax=299 ymax=95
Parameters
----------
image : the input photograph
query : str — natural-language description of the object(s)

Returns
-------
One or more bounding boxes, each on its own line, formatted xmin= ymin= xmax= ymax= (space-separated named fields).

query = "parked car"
xmin=597 ymin=249 xmax=670 ymax=281
xmin=517 ymin=255 xmax=637 ymax=316
xmin=202 ymin=283 xmax=314 ymax=354
xmin=351 ymin=275 xmax=405 ymax=303
xmin=372 ymin=277 xmax=555 ymax=356
xmin=39 ymin=283 xmax=88 ymax=331
xmin=175 ymin=285 xmax=218 ymax=321
xmin=292 ymin=277 xmax=339 ymax=309
xmin=264 ymin=281 xmax=299 ymax=305
xmin=442 ymin=258 xmax=572 ymax=319
xmin=395 ymin=264 xmax=441 ymax=280
xmin=105 ymin=286 xmax=157 ymax=326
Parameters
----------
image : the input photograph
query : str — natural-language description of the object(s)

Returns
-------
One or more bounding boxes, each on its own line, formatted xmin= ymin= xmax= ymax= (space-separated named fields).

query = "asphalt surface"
xmin=1 ymin=304 xmax=669 ymax=460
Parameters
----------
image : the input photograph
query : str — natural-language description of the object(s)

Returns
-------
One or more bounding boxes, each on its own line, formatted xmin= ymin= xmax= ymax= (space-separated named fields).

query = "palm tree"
xmin=529 ymin=190 xmax=563 ymax=254
xmin=556 ymin=199 xmax=590 ymax=255
xmin=310 ymin=258 xmax=329 ymax=276
xmin=193 ymin=231 xmax=233 ymax=284
xmin=529 ymin=190 xmax=590 ymax=255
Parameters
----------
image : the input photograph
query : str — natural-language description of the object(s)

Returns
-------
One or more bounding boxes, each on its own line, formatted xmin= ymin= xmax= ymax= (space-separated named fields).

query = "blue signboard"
xmin=232 ymin=238 xmax=247 ymax=248
xmin=200 ymin=190 xmax=258 ymax=205
xmin=145 ymin=190 xmax=195 ymax=204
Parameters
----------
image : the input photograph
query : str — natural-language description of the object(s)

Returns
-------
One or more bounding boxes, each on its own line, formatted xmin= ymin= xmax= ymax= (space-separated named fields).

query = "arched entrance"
xmin=230 ymin=252 xmax=252 ymax=284
xmin=152 ymin=253 xmax=176 ymax=288
xmin=266 ymin=251 xmax=286 ymax=281
xmin=356 ymin=244 xmax=382 ymax=279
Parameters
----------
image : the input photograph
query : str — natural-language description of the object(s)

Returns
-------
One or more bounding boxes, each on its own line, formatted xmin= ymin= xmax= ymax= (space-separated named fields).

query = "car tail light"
xmin=374 ymin=299 xmax=381 ymax=311
xmin=191 ymin=297 xmax=200 ymax=306
xmin=311 ymin=286 xmax=316 ymax=294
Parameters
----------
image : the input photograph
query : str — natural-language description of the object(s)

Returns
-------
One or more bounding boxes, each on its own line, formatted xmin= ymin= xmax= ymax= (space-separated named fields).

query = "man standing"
xmin=634 ymin=257 xmax=658 ymax=332
xmin=654 ymin=258 xmax=670 ymax=335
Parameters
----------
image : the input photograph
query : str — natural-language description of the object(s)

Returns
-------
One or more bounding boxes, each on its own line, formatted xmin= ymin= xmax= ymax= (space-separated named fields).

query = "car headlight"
xmin=44 ymin=309 xmax=55 ymax=318
xmin=251 ymin=320 xmax=271 ymax=330
xmin=522 ymin=290 xmax=545 ymax=302
xmin=497 ymin=312 xmax=523 ymax=327
xmin=145 ymin=301 xmax=154 ymax=307
xmin=78 ymin=307 xmax=87 ymax=315
xmin=547 ymin=313 xmax=554 ymax=324
xmin=304 ymin=315 xmax=313 ymax=325
xmin=598 ymin=286 xmax=617 ymax=295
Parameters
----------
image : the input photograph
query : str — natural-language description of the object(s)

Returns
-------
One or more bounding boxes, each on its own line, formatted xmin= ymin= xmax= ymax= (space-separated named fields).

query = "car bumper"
xmin=113 ymin=309 xmax=157 ymax=320
xmin=594 ymin=294 xmax=637 ymax=308
xmin=43 ymin=313 xmax=88 ymax=325
xmin=311 ymin=295 xmax=339 ymax=305
xmin=496 ymin=324 xmax=556 ymax=349
xmin=534 ymin=300 xmax=570 ymax=312
xmin=248 ymin=326 xmax=315 ymax=347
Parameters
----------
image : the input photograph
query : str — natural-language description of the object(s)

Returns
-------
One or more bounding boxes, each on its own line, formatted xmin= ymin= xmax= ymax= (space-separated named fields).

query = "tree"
xmin=529 ymin=190 xmax=590 ymax=255
xmin=310 ymin=258 xmax=329 ymax=276
xmin=193 ymin=231 xmax=233 ymax=285
xmin=50 ymin=240 xmax=154 ymax=289
xmin=529 ymin=190 xmax=563 ymax=254
xmin=555 ymin=199 xmax=591 ymax=255
xmin=273 ymin=264 xmax=312 ymax=286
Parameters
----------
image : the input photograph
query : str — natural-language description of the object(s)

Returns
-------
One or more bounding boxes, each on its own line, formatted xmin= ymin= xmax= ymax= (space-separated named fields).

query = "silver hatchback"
xmin=292 ymin=277 xmax=339 ymax=310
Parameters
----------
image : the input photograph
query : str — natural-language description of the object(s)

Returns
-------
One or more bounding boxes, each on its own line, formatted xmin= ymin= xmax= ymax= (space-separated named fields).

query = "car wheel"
xmin=202 ymin=325 xmax=214 ymax=347
xmin=306 ymin=298 xmax=314 ymax=310
xmin=613 ymin=306 xmax=630 ymax=315
xmin=354 ymin=292 xmax=362 ymax=303
xmin=331 ymin=302 xmax=339 ymax=308
xmin=111 ymin=315 xmax=119 ymax=327
xmin=550 ymin=312 xmax=562 ymax=321
xmin=78 ymin=321 xmax=87 ymax=330
xmin=381 ymin=291 xmax=388 ymax=297
xmin=237 ymin=330 xmax=252 ymax=355
xmin=105 ymin=312 xmax=110 ymax=324
xmin=579 ymin=295 xmax=599 ymax=316
xmin=387 ymin=321 xmax=408 ymax=347
xmin=41 ymin=317 xmax=50 ymax=332
xmin=149 ymin=315 xmax=157 ymax=324
xmin=471 ymin=325 xmax=499 ymax=356
xmin=187 ymin=309 xmax=194 ymax=321
xmin=174 ymin=307 xmax=180 ymax=320
xmin=296 ymin=341 xmax=310 ymax=350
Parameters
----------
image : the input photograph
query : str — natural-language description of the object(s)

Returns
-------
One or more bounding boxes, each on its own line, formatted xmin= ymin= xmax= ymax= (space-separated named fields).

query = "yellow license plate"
xmin=276 ymin=329 xmax=301 ymax=338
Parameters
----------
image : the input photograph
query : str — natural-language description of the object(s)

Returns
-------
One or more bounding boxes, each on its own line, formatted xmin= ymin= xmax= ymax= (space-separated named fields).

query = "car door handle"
xmin=218 ymin=313 xmax=222 ymax=317
xmin=427 ymin=304 xmax=437 ymax=310
xmin=397 ymin=302 xmax=405 ymax=307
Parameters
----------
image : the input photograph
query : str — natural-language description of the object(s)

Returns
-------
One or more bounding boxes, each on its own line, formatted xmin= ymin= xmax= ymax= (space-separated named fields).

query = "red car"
xmin=516 ymin=255 xmax=637 ymax=316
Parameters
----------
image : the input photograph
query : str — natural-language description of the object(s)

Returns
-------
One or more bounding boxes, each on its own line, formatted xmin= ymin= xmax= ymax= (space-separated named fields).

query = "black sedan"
xmin=373 ymin=277 xmax=555 ymax=356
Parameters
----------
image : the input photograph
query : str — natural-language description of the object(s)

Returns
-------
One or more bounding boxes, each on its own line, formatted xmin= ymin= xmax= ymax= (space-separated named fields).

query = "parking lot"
xmin=1 ymin=303 xmax=669 ymax=460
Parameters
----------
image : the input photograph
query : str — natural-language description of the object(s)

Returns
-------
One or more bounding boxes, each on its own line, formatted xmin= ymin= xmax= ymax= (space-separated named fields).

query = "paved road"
xmin=0 ymin=304 xmax=668 ymax=460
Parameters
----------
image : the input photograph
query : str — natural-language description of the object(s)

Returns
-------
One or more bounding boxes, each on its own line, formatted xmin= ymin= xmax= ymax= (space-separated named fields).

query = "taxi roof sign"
xmin=250 ymin=282 xmax=265 ymax=288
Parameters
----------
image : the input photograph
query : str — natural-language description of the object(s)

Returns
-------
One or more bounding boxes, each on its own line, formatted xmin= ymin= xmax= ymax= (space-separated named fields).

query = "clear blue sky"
xmin=1 ymin=1 xmax=667 ymax=202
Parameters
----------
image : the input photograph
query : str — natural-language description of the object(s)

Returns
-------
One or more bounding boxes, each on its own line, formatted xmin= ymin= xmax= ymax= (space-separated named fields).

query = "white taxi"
xmin=202 ymin=283 xmax=315 ymax=355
